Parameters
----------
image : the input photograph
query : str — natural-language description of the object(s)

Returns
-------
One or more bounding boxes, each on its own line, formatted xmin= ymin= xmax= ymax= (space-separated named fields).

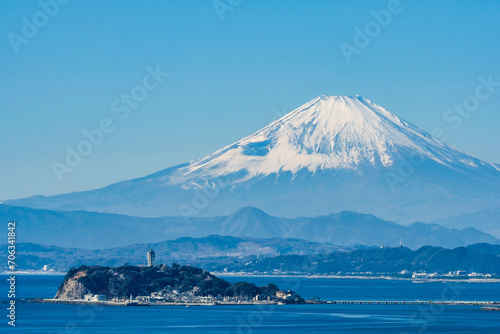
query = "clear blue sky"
xmin=1 ymin=0 xmax=500 ymax=200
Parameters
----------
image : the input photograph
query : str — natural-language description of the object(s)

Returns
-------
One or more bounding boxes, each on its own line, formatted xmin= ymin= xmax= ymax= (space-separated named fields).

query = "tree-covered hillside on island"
xmin=55 ymin=264 xmax=299 ymax=302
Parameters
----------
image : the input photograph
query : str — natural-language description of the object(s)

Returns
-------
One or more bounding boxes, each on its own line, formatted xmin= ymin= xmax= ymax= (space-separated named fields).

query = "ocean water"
xmin=1 ymin=274 xmax=500 ymax=333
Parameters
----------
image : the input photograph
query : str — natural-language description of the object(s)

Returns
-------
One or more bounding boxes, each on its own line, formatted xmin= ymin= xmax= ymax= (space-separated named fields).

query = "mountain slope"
xmin=5 ymin=95 xmax=500 ymax=228
xmin=2 ymin=235 xmax=346 ymax=271
xmin=434 ymin=207 xmax=500 ymax=238
xmin=169 ymin=95 xmax=495 ymax=180
xmin=5 ymin=238 xmax=500 ymax=275
xmin=1 ymin=204 xmax=498 ymax=249
xmin=284 ymin=212 xmax=500 ymax=247
xmin=220 ymin=244 xmax=500 ymax=275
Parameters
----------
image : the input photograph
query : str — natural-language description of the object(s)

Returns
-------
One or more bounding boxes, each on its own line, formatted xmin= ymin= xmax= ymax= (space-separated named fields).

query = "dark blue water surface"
xmin=1 ymin=274 xmax=499 ymax=333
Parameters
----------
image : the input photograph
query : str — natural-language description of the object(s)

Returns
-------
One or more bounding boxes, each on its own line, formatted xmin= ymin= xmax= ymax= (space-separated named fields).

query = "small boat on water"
xmin=126 ymin=294 xmax=150 ymax=306
xmin=126 ymin=302 xmax=150 ymax=307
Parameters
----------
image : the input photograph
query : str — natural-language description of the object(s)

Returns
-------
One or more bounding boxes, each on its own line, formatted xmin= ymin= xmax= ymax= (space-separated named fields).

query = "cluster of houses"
xmin=410 ymin=270 xmax=492 ymax=279
xmin=125 ymin=287 xmax=302 ymax=305
xmin=80 ymin=286 xmax=303 ymax=305
xmin=83 ymin=294 xmax=107 ymax=302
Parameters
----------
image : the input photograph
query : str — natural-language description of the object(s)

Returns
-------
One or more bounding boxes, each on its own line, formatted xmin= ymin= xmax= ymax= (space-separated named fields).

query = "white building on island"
xmin=147 ymin=248 xmax=155 ymax=267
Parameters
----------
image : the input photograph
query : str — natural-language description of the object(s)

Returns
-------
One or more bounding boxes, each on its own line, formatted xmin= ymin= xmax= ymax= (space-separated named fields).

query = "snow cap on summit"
xmin=6 ymin=95 xmax=500 ymax=225
xmin=174 ymin=95 xmax=483 ymax=183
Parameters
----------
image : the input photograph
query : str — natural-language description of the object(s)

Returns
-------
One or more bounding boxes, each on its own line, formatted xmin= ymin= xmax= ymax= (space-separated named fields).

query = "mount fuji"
xmin=6 ymin=95 xmax=500 ymax=234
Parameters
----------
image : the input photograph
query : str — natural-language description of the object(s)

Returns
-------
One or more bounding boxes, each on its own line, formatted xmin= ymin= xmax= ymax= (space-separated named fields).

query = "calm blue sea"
xmin=1 ymin=274 xmax=499 ymax=333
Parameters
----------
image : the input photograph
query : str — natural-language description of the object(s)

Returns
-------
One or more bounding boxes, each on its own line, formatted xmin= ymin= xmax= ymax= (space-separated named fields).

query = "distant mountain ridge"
xmin=5 ymin=95 xmax=500 ymax=233
xmin=4 ymin=239 xmax=500 ymax=276
xmin=2 ymin=235 xmax=348 ymax=271
xmin=216 ymin=243 xmax=500 ymax=275
xmin=436 ymin=207 xmax=500 ymax=238
xmin=1 ymin=204 xmax=498 ymax=250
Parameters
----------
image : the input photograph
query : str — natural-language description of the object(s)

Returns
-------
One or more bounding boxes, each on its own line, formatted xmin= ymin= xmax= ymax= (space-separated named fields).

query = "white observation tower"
xmin=147 ymin=248 xmax=155 ymax=267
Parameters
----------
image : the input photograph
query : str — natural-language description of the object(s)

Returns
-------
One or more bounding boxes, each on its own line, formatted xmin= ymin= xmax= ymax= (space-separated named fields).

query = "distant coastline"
xmin=1 ymin=270 xmax=65 ymax=275
xmin=3 ymin=271 xmax=500 ymax=283
xmin=214 ymin=273 xmax=500 ymax=283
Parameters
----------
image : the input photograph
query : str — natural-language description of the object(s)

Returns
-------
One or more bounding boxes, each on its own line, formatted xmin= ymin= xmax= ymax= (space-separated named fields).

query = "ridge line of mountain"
xmin=5 ymin=95 xmax=500 ymax=228
xmin=1 ymin=204 xmax=498 ymax=250
xmin=3 ymin=237 xmax=499 ymax=275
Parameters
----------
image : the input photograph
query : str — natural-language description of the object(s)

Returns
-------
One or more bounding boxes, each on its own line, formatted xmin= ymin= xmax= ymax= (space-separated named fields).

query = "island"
xmin=35 ymin=262 xmax=500 ymax=309
xmin=47 ymin=263 xmax=304 ymax=306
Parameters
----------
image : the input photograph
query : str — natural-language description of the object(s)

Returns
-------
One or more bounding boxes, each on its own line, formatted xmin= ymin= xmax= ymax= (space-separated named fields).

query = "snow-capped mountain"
xmin=6 ymin=95 xmax=500 ymax=234
xmin=165 ymin=95 xmax=495 ymax=183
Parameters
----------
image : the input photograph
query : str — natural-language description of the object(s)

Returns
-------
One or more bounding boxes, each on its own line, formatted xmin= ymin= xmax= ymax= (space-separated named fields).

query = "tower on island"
xmin=147 ymin=248 xmax=155 ymax=267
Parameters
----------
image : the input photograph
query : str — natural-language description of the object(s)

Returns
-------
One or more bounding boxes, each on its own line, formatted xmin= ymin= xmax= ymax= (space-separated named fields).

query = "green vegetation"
xmin=228 ymin=244 xmax=500 ymax=275
xmin=55 ymin=264 xmax=289 ymax=300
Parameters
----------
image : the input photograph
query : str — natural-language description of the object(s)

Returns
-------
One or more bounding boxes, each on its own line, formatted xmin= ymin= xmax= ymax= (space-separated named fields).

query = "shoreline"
xmin=2 ymin=271 xmax=499 ymax=283
xmin=33 ymin=298 xmax=280 ymax=307
xmin=0 ymin=271 xmax=65 ymax=275
xmin=33 ymin=298 xmax=500 ymax=307
xmin=214 ymin=273 xmax=500 ymax=283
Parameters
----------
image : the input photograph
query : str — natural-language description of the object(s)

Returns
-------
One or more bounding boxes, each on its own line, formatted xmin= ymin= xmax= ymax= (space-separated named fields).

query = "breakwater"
xmin=35 ymin=298 xmax=500 ymax=307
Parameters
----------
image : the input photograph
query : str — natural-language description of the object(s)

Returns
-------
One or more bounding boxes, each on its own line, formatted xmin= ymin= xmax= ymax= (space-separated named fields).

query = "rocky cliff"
xmin=55 ymin=264 xmax=292 ymax=301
